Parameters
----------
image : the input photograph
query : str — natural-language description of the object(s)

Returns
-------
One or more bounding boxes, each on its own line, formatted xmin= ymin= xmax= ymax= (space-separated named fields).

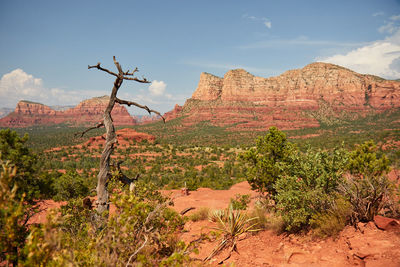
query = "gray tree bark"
xmin=84 ymin=56 xmax=164 ymax=215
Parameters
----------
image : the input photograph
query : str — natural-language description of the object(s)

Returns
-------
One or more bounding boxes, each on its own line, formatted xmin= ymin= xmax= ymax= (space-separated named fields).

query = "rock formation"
xmin=0 ymin=96 xmax=136 ymax=127
xmin=84 ymin=128 xmax=155 ymax=147
xmin=165 ymin=62 xmax=400 ymax=131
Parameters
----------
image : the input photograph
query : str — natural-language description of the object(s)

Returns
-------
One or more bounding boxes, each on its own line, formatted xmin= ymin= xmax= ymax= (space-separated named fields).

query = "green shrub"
xmin=274 ymin=147 xmax=348 ymax=232
xmin=310 ymin=197 xmax=352 ymax=238
xmin=0 ymin=129 xmax=39 ymax=202
xmin=230 ymin=194 xmax=251 ymax=210
xmin=187 ymin=207 xmax=210 ymax=222
xmin=52 ymin=170 xmax=91 ymax=201
xmin=24 ymin=182 xmax=191 ymax=266
xmin=342 ymin=140 xmax=394 ymax=223
xmin=240 ymin=126 xmax=297 ymax=196
xmin=0 ymin=161 xmax=30 ymax=266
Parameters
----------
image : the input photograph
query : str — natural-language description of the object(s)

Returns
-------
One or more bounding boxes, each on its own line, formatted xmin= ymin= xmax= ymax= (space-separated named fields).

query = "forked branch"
xmin=88 ymin=63 xmax=118 ymax=77
xmin=75 ymin=122 xmax=105 ymax=138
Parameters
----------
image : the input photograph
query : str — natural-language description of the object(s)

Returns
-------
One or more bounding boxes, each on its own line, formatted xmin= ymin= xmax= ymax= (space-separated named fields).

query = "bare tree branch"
xmin=124 ymin=67 xmax=139 ymax=76
xmin=87 ymin=56 xmax=165 ymax=220
xmin=125 ymin=236 xmax=148 ymax=267
xmin=113 ymin=56 xmax=123 ymax=74
xmin=88 ymin=63 xmax=118 ymax=77
xmin=122 ymin=76 xmax=150 ymax=83
xmin=75 ymin=122 xmax=105 ymax=138
xmin=115 ymin=98 xmax=165 ymax=122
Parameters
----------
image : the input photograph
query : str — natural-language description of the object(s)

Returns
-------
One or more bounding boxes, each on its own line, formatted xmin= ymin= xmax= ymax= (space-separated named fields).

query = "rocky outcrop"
xmin=63 ymin=96 xmax=136 ymax=126
xmin=85 ymin=128 xmax=155 ymax=147
xmin=0 ymin=96 xmax=136 ymax=127
xmin=133 ymin=114 xmax=162 ymax=124
xmin=164 ymin=104 xmax=183 ymax=121
xmin=169 ymin=62 xmax=400 ymax=131
xmin=191 ymin=72 xmax=223 ymax=101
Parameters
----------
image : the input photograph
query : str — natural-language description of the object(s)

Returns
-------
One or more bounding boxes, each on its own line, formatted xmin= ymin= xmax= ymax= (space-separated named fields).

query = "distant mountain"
xmin=0 ymin=96 xmax=136 ymax=127
xmin=164 ymin=62 xmax=400 ymax=131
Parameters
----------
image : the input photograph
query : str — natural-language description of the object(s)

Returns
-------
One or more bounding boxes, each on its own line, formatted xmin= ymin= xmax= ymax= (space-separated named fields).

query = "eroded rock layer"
xmin=165 ymin=62 xmax=400 ymax=131
xmin=0 ymin=96 xmax=136 ymax=127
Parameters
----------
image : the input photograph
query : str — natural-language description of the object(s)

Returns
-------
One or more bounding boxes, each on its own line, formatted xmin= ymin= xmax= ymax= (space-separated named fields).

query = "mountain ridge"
xmin=164 ymin=62 xmax=400 ymax=131
xmin=0 ymin=96 xmax=136 ymax=127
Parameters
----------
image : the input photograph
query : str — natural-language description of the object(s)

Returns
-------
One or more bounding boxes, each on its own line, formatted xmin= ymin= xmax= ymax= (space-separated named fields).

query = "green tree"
xmin=240 ymin=127 xmax=296 ymax=196
xmin=274 ymin=147 xmax=349 ymax=232
xmin=342 ymin=140 xmax=393 ymax=222
xmin=0 ymin=129 xmax=39 ymax=202
xmin=0 ymin=161 xmax=30 ymax=266
xmin=52 ymin=170 xmax=91 ymax=201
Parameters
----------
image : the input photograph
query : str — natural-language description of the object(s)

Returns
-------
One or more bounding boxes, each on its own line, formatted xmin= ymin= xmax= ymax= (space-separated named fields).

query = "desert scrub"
xmin=342 ymin=140 xmax=395 ymax=224
xmin=230 ymin=193 xmax=251 ymax=210
xmin=187 ymin=207 xmax=210 ymax=222
xmin=24 ymin=182 xmax=192 ymax=266
xmin=310 ymin=197 xmax=352 ymax=238
xmin=274 ymin=146 xmax=348 ymax=232
xmin=205 ymin=204 xmax=260 ymax=262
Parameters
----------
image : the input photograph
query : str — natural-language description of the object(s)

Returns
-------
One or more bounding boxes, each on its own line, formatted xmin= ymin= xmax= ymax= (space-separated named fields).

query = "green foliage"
xmin=240 ymin=126 xmax=296 ymax=196
xmin=310 ymin=196 xmax=352 ymax=238
xmin=187 ymin=207 xmax=210 ymax=222
xmin=274 ymin=147 xmax=348 ymax=232
xmin=342 ymin=140 xmax=394 ymax=223
xmin=52 ymin=170 xmax=92 ymax=201
xmin=206 ymin=204 xmax=259 ymax=261
xmin=0 ymin=129 xmax=39 ymax=202
xmin=347 ymin=140 xmax=390 ymax=178
xmin=0 ymin=161 xmax=30 ymax=266
xmin=230 ymin=194 xmax=251 ymax=210
xmin=24 ymin=182 xmax=191 ymax=266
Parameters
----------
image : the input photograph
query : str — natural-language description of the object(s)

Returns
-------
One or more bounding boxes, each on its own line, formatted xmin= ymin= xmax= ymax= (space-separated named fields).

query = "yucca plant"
xmin=205 ymin=205 xmax=259 ymax=263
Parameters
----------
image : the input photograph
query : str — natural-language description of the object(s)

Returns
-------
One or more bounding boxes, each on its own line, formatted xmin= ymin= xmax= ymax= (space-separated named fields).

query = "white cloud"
xmin=264 ymin=21 xmax=272 ymax=29
xmin=318 ymin=30 xmax=400 ymax=79
xmin=0 ymin=69 xmax=183 ymax=115
xmin=390 ymin=15 xmax=400 ymax=21
xmin=243 ymin=14 xmax=272 ymax=29
xmin=0 ymin=68 xmax=107 ymax=108
xmin=378 ymin=14 xmax=400 ymax=34
xmin=239 ymin=36 xmax=366 ymax=50
xmin=373 ymin=11 xmax=384 ymax=17
xmin=148 ymin=80 xmax=166 ymax=96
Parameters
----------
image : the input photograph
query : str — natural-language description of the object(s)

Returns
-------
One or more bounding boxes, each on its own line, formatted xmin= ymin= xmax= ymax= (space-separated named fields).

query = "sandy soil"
xmin=30 ymin=181 xmax=400 ymax=266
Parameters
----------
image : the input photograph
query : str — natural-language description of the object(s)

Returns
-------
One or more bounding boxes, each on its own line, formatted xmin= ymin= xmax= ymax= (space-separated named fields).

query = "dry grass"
xmin=187 ymin=207 xmax=210 ymax=222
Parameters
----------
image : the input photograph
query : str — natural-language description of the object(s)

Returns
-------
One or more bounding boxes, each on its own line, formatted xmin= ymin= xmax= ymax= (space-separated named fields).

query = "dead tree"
xmin=81 ymin=56 xmax=164 ymax=215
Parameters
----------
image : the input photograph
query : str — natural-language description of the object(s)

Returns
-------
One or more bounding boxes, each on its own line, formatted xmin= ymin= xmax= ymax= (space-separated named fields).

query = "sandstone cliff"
xmin=166 ymin=62 xmax=400 ymax=131
xmin=0 ymin=96 xmax=136 ymax=127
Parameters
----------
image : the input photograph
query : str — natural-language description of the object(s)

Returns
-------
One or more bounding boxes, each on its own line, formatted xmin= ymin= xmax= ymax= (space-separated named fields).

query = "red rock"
xmin=165 ymin=62 xmax=400 ymax=131
xmin=164 ymin=104 xmax=183 ymax=121
xmin=0 ymin=96 xmax=136 ymax=127
xmin=374 ymin=215 xmax=400 ymax=231
xmin=84 ymin=128 xmax=155 ymax=147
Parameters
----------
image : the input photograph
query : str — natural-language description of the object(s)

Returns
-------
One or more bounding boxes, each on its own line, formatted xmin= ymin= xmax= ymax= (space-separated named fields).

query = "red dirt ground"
xmin=30 ymin=181 xmax=400 ymax=266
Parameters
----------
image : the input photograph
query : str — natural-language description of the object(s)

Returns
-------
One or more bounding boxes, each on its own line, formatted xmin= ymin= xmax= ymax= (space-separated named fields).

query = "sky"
xmin=1 ymin=0 xmax=400 ymax=115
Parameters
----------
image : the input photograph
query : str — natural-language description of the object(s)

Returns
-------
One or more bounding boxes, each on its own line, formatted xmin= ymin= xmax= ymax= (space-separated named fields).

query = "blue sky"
xmin=1 ymin=0 xmax=400 ymax=114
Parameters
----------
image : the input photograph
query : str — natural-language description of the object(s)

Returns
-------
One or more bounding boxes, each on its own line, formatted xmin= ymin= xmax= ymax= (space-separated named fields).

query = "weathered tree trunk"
xmin=96 ymin=78 xmax=121 ymax=214
xmin=84 ymin=57 xmax=164 ymax=217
